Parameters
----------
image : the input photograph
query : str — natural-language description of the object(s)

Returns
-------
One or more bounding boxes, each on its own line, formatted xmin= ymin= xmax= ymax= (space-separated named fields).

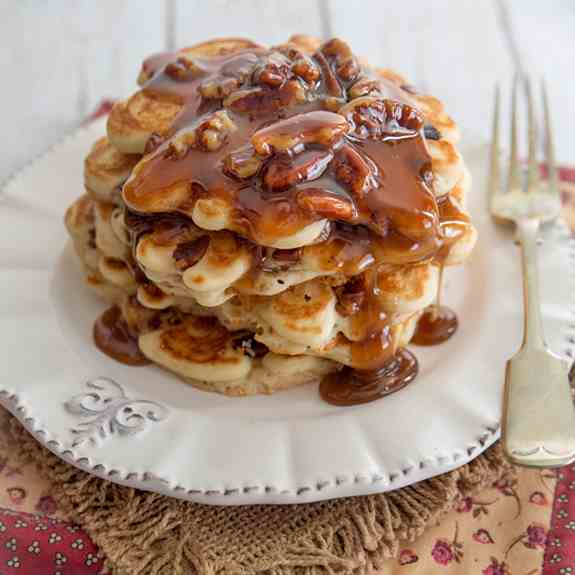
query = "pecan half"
xmin=296 ymin=188 xmax=356 ymax=220
xmin=252 ymin=111 xmax=349 ymax=155
xmin=340 ymin=96 xmax=423 ymax=140
xmin=320 ymin=38 xmax=360 ymax=83
xmin=332 ymin=144 xmax=377 ymax=197
xmin=263 ymin=150 xmax=333 ymax=191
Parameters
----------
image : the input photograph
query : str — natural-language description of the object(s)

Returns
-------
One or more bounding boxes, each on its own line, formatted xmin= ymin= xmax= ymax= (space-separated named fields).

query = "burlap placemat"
xmin=4 ymin=414 xmax=511 ymax=575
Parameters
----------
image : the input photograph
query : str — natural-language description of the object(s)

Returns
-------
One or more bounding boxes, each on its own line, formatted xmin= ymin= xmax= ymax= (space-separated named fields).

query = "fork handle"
xmin=502 ymin=217 xmax=575 ymax=467
xmin=517 ymin=218 xmax=545 ymax=350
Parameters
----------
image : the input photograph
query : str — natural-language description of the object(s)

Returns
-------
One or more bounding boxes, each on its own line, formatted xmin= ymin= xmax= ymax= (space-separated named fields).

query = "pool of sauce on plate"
xmin=94 ymin=306 xmax=150 ymax=366
xmin=319 ymin=348 xmax=418 ymax=406
xmin=412 ymin=306 xmax=458 ymax=346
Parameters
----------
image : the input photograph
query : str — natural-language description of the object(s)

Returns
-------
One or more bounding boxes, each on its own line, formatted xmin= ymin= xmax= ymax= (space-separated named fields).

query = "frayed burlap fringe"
xmin=5 ymin=415 xmax=511 ymax=575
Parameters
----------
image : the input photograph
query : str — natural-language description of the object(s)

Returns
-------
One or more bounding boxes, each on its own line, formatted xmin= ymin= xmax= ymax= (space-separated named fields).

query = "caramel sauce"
xmin=123 ymin=46 xmax=441 ymax=253
xmin=94 ymin=306 xmax=150 ymax=366
xmin=412 ymin=306 xmax=458 ymax=345
xmin=319 ymin=348 xmax=418 ymax=406
xmin=114 ymin=40 xmax=472 ymax=403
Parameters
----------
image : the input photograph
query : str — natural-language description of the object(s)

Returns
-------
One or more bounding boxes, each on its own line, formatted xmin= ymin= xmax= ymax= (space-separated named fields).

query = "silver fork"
xmin=490 ymin=76 xmax=575 ymax=468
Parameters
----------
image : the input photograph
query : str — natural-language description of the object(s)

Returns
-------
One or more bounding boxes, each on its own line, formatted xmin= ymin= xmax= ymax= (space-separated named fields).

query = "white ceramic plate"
xmin=0 ymin=118 xmax=571 ymax=506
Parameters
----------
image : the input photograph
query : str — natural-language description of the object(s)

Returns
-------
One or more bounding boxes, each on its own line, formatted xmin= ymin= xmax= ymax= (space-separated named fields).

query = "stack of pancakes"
xmin=65 ymin=35 xmax=476 ymax=397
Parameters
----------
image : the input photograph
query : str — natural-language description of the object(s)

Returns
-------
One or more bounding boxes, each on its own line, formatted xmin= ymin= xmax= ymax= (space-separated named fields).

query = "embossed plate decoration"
xmin=0 ymin=118 xmax=571 ymax=505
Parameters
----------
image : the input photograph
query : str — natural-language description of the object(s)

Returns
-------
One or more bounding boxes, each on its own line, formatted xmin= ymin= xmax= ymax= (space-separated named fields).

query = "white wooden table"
xmin=1 ymin=0 xmax=573 ymax=183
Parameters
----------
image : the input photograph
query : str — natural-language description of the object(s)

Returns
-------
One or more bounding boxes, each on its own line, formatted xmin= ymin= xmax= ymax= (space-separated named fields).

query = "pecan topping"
xmin=321 ymin=38 xmax=360 ymax=83
xmin=340 ymin=96 xmax=424 ymax=140
xmin=296 ymin=188 xmax=356 ymax=220
xmin=199 ymin=76 xmax=240 ymax=99
xmin=348 ymin=77 xmax=382 ymax=99
xmin=252 ymin=111 xmax=348 ymax=155
xmin=164 ymin=57 xmax=207 ymax=80
xmin=223 ymin=145 xmax=263 ymax=179
xmin=332 ymin=144 xmax=377 ymax=197
xmin=263 ymin=150 xmax=332 ymax=191
xmin=253 ymin=53 xmax=291 ymax=88
xmin=335 ymin=277 xmax=365 ymax=316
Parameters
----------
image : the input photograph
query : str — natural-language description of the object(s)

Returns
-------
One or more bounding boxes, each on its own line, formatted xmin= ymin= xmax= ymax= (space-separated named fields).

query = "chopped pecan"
xmin=165 ymin=131 xmax=197 ymax=159
xmin=164 ymin=56 xmax=207 ymax=81
xmin=313 ymin=50 xmax=343 ymax=97
xmin=199 ymin=76 xmax=240 ymax=99
xmin=320 ymin=38 xmax=360 ymax=83
xmin=253 ymin=53 xmax=291 ymax=87
xmin=223 ymin=145 xmax=263 ymax=179
xmin=296 ymin=188 xmax=356 ymax=220
xmin=291 ymin=53 xmax=320 ymax=84
xmin=263 ymin=150 xmax=333 ymax=191
xmin=340 ymin=96 xmax=424 ymax=140
xmin=195 ymin=110 xmax=237 ymax=152
xmin=173 ymin=235 xmax=210 ymax=271
xmin=332 ymin=144 xmax=377 ymax=197
xmin=348 ymin=77 xmax=382 ymax=99
xmin=335 ymin=277 xmax=365 ymax=316
xmin=281 ymin=78 xmax=307 ymax=104
xmin=252 ymin=111 xmax=349 ymax=155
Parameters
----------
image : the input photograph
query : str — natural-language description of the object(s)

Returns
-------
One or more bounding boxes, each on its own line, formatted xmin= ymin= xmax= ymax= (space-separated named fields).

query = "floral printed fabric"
xmin=386 ymin=467 xmax=555 ymax=574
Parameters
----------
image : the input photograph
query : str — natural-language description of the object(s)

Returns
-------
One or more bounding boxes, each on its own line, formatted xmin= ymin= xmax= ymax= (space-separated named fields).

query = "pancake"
xmin=84 ymin=137 xmax=140 ymax=202
xmin=64 ymin=35 xmax=476 ymax=400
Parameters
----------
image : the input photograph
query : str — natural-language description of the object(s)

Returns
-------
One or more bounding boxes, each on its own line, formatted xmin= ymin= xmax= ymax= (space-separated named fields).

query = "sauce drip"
xmin=319 ymin=348 xmax=418 ymax=406
xmin=412 ymin=263 xmax=458 ymax=346
xmin=93 ymin=306 xmax=150 ymax=366
xmin=412 ymin=306 xmax=458 ymax=345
